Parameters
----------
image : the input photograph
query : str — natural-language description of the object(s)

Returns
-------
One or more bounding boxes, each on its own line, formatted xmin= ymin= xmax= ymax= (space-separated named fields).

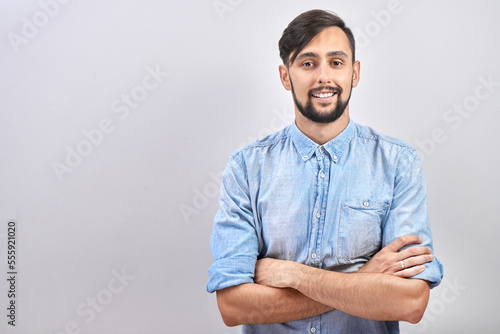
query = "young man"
xmin=207 ymin=9 xmax=443 ymax=333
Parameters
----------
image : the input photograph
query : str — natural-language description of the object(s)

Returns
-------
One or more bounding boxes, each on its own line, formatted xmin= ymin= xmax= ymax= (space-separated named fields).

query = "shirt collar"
xmin=290 ymin=118 xmax=355 ymax=163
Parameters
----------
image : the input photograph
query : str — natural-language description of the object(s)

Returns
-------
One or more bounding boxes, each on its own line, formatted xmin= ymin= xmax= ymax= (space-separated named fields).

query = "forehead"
xmin=298 ymin=26 xmax=352 ymax=60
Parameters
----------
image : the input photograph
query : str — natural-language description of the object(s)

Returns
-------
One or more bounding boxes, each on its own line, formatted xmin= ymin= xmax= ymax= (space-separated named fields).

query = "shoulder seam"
xmin=395 ymin=149 xmax=418 ymax=179
xmin=231 ymin=131 xmax=290 ymax=156
xmin=354 ymin=126 xmax=414 ymax=150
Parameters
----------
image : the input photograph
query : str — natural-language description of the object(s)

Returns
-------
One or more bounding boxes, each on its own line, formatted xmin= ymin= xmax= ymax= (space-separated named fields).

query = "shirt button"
xmin=363 ymin=201 xmax=370 ymax=208
xmin=316 ymin=212 xmax=320 ymax=218
xmin=319 ymin=147 xmax=325 ymax=153
xmin=333 ymin=155 xmax=338 ymax=160
xmin=311 ymin=253 xmax=317 ymax=259
xmin=320 ymin=172 xmax=325 ymax=178
xmin=304 ymin=155 xmax=308 ymax=159
xmin=311 ymin=327 xmax=316 ymax=333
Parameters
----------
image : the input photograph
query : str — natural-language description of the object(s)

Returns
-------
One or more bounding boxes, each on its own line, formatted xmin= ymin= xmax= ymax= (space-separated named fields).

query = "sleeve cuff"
xmin=409 ymin=258 xmax=444 ymax=289
xmin=207 ymin=256 xmax=256 ymax=293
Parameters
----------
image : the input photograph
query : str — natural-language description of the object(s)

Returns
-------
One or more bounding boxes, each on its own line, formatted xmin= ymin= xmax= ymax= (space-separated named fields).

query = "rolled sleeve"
xmin=382 ymin=149 xmax=444 ymax=289
xmin=207 ymin=153 xmax=259 ymax=293
xmin=207 ymin=256 xmax=256 ymax=293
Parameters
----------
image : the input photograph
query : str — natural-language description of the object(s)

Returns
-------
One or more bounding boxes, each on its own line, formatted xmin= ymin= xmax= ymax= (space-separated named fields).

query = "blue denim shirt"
xmin=208 ymin=119 xmax=443 ymax=334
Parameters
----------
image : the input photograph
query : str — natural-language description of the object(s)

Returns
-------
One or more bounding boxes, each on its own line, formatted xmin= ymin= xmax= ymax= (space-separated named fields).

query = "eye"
xmin=332 ymin=61 xmax=342 ymax=66
xmin=302 ymin=62 xmax=314 ymax=68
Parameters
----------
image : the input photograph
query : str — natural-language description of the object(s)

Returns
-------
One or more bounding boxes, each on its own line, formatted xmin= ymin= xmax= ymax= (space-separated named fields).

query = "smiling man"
xmin=207 ymin=9 xmax=443 ymax=333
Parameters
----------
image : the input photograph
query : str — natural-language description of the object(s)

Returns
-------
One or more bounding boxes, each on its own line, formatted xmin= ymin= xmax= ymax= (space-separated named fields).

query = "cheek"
xmin=298 ymin=87 xmax=312 ymax=101
xmin=339 ymin=72 xmax=354 ymax=86
xmin=295 ymin=80 xmax=314 ymax=96
xmin=290 ymin=72 xmax=317 ymax=97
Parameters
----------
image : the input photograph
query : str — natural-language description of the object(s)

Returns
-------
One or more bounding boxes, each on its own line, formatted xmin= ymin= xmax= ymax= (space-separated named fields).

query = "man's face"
xmin=279 ymin=26 xmax=360 ymax=124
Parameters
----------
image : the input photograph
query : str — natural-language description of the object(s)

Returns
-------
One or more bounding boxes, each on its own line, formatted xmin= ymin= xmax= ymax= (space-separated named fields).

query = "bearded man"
xmin=207 ymin=9 xmax=443 ymax=334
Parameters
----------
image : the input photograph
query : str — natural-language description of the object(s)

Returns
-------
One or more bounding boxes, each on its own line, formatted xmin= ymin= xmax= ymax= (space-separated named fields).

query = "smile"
xmin=312 ymin=92 xmax=336 ymax=98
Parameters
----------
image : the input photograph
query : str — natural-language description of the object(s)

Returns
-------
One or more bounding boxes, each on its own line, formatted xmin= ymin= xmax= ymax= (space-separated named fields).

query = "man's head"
xmin=278 ymin=10 xmax=360 ymax=124
xmin=279 ymin=10 xmax=356 ymax=67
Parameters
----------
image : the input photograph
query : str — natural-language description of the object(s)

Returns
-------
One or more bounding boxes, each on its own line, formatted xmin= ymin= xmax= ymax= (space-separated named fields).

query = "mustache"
xmin=308 ymin=86 xmax=342 ymax=95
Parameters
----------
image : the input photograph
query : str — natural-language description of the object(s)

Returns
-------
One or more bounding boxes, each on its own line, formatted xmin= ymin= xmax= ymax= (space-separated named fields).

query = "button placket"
xmin=310 ymin=149 xmax=325 ymax=266
xmin=310 ymin=149 xmax=332 ymax=268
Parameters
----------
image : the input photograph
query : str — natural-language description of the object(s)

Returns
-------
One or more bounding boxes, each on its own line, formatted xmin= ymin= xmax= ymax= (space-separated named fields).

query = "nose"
xmin=317 ymin=63 xmax=332 ymax=85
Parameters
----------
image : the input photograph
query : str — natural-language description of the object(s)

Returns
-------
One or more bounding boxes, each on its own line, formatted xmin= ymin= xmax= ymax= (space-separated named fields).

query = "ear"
xmin=352 ymin=60 xmax=360 ymax=88
xmin=279 ymin=65 xmax=292 ymax=91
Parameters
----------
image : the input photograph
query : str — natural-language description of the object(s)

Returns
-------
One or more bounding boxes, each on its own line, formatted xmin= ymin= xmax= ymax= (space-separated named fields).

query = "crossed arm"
xmin=216 ymin=236 xmax=434 ymax=326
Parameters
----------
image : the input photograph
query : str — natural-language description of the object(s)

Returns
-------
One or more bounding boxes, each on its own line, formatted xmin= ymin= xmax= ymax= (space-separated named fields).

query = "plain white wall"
xmin=0 ymin=0 xmax=498 ymax=333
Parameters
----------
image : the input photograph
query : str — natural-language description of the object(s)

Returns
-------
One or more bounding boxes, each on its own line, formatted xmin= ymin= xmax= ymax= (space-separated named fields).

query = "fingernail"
xmin=430 ymin=254 xmax=434 ymax=260
xmin=419 ymin=237 xmax=423 ymax=243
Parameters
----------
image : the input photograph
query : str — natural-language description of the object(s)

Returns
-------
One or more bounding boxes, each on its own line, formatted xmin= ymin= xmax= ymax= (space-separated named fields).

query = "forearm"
xmin=216 ymin=283 xmax=334 ymax=326
xmin=293 ymin=266 xmax=430 ymax=323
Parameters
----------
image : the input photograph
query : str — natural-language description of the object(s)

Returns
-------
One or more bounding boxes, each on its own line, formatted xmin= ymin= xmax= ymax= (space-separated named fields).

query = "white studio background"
xmin=0 ymin=0 xmax=498 ymax=333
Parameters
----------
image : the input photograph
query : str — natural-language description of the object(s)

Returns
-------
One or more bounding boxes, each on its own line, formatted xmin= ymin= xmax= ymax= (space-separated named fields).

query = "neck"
xmin=294 ymin=107 xmax=350 ymax=145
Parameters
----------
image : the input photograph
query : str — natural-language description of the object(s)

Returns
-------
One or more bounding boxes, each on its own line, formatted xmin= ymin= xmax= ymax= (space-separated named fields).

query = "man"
xmin=207 ymin=9 xmax=443 ymax=333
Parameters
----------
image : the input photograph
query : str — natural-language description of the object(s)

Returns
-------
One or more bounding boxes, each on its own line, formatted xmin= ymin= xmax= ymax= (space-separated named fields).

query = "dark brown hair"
xmin=279 ymin=9 xmax=356 ymax=66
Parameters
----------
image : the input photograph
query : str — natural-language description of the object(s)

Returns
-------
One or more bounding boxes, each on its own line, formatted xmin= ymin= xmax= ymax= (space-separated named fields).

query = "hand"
xmin=254 ymin=258 xmax=298 ymax=289
xmin=358 ymin=235 xmax=434 ymax=278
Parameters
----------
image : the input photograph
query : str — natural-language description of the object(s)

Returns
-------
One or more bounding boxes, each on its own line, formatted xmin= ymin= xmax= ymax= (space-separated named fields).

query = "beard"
xmin=290 ymin=79 xmax=352 ymax=124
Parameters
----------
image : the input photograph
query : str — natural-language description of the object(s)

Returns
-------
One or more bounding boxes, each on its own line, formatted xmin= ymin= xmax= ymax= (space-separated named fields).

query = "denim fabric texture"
xmin=208 ymin=119 xmax=444 ymax=334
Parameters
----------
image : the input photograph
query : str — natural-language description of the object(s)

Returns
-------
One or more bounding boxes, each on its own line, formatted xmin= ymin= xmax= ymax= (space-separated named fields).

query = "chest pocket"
xmin=337 ymin=200 xmax=389 ymax=263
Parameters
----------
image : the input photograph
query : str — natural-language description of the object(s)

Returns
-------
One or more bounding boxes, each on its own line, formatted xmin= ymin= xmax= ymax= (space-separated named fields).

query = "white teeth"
xmin=313 ymin=92 xmax=334 ymax=98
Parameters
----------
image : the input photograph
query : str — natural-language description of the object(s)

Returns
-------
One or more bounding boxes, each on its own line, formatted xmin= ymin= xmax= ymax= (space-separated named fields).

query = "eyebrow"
xmin=295 ymin=52 xmax=318 ymax=61
xmin=327 ymin=51 xmax=349 ymax=59
xmin=295 ymin=50 xmax=350 ymax=62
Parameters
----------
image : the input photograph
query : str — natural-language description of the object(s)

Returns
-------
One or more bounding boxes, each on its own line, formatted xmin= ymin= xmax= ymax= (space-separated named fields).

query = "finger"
xmin=400 ymin=254 xmax=434 ymax=269
xmin=393 ymin=265 xmax=426 ymax=278
xmin=387 ymin=235 xmax=423 ymax=252
xmin=397 ymin=246 xmax=432 ymax=261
